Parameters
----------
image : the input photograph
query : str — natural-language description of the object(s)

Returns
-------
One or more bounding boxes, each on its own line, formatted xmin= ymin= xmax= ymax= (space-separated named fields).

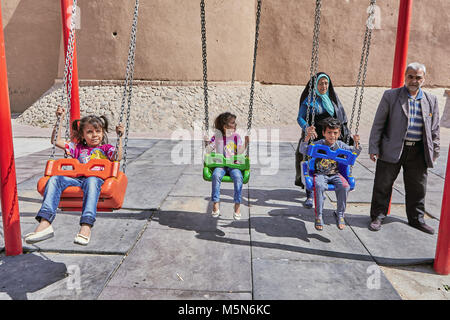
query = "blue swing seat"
xmin=302 ymin=144 xmax=357 ymax=192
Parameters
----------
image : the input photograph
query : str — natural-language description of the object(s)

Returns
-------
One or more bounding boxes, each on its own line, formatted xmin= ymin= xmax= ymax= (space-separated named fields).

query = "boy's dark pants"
xmin=370 ymin=142 xmax=428 ymax=226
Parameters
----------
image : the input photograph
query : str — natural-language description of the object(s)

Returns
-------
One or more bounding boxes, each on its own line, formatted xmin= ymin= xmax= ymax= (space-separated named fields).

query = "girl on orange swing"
xmin=24 ymin=106 xmax=124 ymax=245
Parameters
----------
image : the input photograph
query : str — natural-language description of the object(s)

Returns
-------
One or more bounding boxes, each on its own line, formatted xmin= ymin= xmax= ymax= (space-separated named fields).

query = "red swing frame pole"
xmin=61 ymin=0 xmax=80 ymax=124
xmin=0 ymin=2 xmax=22 ymax=256
xmin=434 ymin=146 xmax=450 ymax=275
xmin=387 ymin=0 xmax=413 ymax=215
xmin=391 ymin=0 xmax=412 ymax=88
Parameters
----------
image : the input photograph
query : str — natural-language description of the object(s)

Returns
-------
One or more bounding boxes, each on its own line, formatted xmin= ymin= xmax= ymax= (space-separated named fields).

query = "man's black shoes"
xmin=369 ymin=218 xmax=383 ymax=231
xmin=409 ymin=222 xmax=435 ymax=235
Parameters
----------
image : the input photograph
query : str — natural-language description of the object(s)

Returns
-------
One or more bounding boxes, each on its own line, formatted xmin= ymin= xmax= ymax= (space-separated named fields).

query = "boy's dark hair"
xmin=321 ymin=117 xmax=341 ymax=133
xmin=214 ymin=112 xmax=236 ymax=136
xmin=71 ymin=115 xmax=109 ymax=145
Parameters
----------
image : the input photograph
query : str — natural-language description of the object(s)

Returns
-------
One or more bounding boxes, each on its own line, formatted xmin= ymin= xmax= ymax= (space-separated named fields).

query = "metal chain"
xmin=305 ymin=0 xmax=322 ymax=129
xmin=347 ymin=0 xmax=376 ymax=144
xmin=115 ymin=0 xmax=140 ymax=173
xmin=200 ymin=0 xmax=209 ymax=135
xmin=51 ymin=0 xmax=78 ymax=159
xmin=246 ymin=0 xmax=262 ymax=136
xmin=200 ymin=0 xmax=262 ymax=140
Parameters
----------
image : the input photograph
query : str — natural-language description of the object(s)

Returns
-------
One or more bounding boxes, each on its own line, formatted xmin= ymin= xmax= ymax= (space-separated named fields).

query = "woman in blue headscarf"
xmin=295 ymin=72 xmax=353 ymax=208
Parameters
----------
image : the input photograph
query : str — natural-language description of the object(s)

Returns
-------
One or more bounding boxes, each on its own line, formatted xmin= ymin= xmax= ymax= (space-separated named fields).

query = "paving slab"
xmin=425 ymin=191 xmax=445 ymax=219
xmin=247 ymin=187 xmax=339 ymax=219
xmin=104 ymin=226 xmax=252 ymax=296
xmin=251 ymin=153 xmax=296 ymax=171
xmin=345 ymin=214 xmax=440 ymax=265
xmin=0 ymin=252 xmax=122 ymax=300
xmin=12 ymin=138 xmax=51 ymax=158
xmin=132 ymin=150 xmax=184 ymax=166
xmin=99 ymin=286 xmax=252 ymax=300
xmin=249 ymin=212 xmax=373 ymax=263
xmin=355 ymin=157 xmax=377 ymax=173
xmin=183 ymin=164 xmax=208 ymax=175
xmin=390 ymin=169 xmax=445 ymax=195
xmin=249 ymin=169 xmax=297 ymax=188
xmin=122 ymin=161 xmax=186 ymax=209
xmin=345 ymin=203 xmax=407 ymax=220
xmin=14 ymin=156 xmax=49 ymax=185
xmin=124 ymin=139 xmax=158 ymax=149
xmin=156 ymin=196 xmax=249 ymax=232
xmin=380 ymin=265 xmax=450 ymax=300
xmin=429 ymin=147 xmax=449 ymax=179
xmin=16 ymin=173 xmax=43 ymax=192
xmin=349 ymin=162 xmax=376 ymax=178
xmin=327 ymin=178 xmax=405 ymax=204
xmin=248 ymin=187 xmax=305 ymax=210
xmin=169 ymin=173 xmax=241 ymax=198
xmin=17 ymin=213 xmax=148 ymax=255
xmin=253 ymin=258 xmax=401 ymax=300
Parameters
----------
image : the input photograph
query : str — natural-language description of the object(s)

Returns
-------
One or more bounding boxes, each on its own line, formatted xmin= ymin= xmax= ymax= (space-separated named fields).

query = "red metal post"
xmin=391 ymin=0 xmax=413 ymax=88
xmin=387 ymin=0 xmax=413 ymax=215
xmin=0 ymin=2 xmax=22 ymax=256
xmin=434 ymin=146 xmax=450 ymax=275
xmin=61 ymin=0 xmax=80 ymax=123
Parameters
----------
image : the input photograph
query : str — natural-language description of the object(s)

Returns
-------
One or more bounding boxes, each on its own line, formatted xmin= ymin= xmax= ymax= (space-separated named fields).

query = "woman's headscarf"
xmin=314 ymin=74 xmax=334 ymax=116
xmin=298 ymin=72 xmax=353 ymax=144
xmin=301 ymin=72 xmax=335 ymax=117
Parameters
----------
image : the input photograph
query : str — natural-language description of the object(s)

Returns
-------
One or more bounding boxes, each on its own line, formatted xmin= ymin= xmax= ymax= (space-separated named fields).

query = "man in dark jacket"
xmin=368 ymin=62 xmax=440 ymax=234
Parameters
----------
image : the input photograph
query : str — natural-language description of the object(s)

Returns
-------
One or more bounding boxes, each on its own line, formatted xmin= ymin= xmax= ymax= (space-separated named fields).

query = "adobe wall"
xmin=2 ymin=0 xmax=449 ymax=112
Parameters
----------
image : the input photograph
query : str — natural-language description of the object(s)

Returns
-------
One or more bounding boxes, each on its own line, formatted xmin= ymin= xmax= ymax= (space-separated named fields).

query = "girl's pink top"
xmin=65 ymin=142 xmax=116 ymax=166
xmin=210 ymin=132 xmax=243 ymax=158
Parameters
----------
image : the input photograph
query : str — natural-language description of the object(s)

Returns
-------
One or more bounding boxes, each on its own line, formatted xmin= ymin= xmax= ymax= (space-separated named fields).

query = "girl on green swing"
xmin=205 ymin=112 xmax=249 ymax=220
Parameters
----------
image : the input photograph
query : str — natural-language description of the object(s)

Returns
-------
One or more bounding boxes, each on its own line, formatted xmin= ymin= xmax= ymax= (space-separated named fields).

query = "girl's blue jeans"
xmin=36 ymin=175 xmax=104 ymax=227
xmin=211 ymin=167 xmax=243 ymax=204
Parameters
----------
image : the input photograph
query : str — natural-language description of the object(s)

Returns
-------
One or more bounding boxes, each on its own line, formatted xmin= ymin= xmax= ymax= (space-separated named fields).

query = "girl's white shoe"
xmin=211 ymin=209 xmax=220 ymax=218
xmin=74 ymin=233 xmax=90 ymax=245
xmin=24 ymin=225 xmax=54 ymax=244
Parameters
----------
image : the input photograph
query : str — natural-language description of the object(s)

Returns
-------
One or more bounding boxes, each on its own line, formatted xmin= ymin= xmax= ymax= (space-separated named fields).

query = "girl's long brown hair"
xmin=214 ymin=112 xmax=236 ymax=136
xmin=71 ymin=115 xmax=109 ymax=145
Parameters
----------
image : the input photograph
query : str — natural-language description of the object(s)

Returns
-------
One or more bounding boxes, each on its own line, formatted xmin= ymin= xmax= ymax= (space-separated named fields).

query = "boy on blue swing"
xmin=300 ymin=117 xmax=361 ymax=231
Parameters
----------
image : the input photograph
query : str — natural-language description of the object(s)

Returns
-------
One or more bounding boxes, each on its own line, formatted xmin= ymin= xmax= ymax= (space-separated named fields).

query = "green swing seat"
xmin=203 ymin=152 xmax=250 ymax=184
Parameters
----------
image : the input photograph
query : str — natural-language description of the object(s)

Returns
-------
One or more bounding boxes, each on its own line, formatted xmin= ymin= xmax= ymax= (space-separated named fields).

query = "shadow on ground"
xmin=0 ymin=253 xmax=67 ymax=300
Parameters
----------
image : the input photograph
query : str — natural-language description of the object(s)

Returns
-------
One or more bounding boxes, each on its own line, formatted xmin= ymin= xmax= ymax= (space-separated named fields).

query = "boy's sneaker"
xmin=233 ymin=211 xmax=241 ymax=220
xmin=334 ymin=212 xmax=345 ymax=230
xmin=304 ymin=197 xmax=313 ymax=208
xmin=211 ymin=209 xmax=220 ymax=218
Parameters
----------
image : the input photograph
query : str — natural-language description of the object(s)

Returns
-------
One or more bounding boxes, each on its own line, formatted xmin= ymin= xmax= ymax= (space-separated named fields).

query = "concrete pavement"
xmin=1 ymin=124 xmax=449 ymax=300
xmin=1 ymin=84 xmax=450 ymax=300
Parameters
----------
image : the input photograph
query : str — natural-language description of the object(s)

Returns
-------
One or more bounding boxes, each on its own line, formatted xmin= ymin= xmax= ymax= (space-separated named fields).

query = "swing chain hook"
xmin=52 ymin=0 xmax=78 ymax=159
xmin=115 ymin=0 xmax=140 ymax=173
xmin=200 ymin=0 xmax=209 ymax=138
xmin=347 ymin=0 xmax=376 ymax=145
xmin=246 ymin=0 xmax=262 ymax=137
xmin=305 ymin=0 xmax=322 ymax=130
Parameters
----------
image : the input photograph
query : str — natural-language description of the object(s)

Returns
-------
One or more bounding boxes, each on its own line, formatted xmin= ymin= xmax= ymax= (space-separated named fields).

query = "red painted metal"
xmin=0 ymin=2 xmax=22 ymax=256
xmin=387 ymin=0 xmax=413 ymax=215
xmin=434 ymin=146 xmax=450 ymax=275
xmin=391 ymin=0 xmax=413 ymax=88
xmin=61 ymin=0 xmax=80 ymax=124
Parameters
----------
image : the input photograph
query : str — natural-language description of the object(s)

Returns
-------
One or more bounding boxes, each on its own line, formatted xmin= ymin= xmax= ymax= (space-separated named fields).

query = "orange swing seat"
xmin=37 ymin=158 xmax=128 ymax=212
